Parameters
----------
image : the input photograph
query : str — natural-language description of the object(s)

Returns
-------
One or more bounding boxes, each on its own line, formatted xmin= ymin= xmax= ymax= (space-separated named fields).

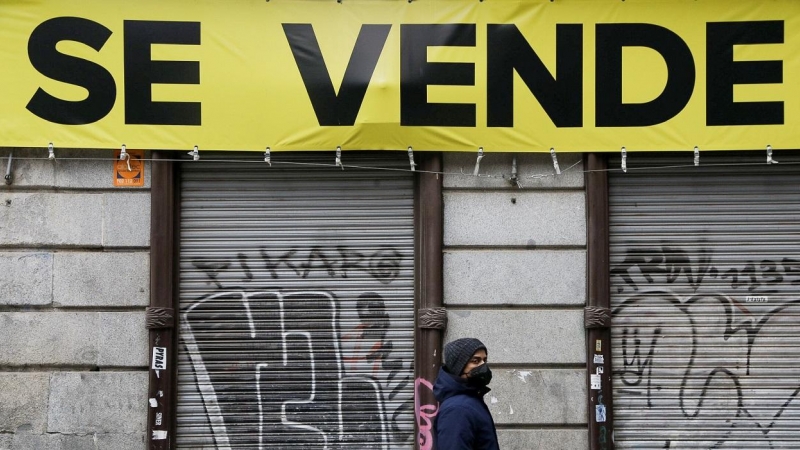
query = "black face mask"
xmin=465 ymin=364 xmax=492 ymax=387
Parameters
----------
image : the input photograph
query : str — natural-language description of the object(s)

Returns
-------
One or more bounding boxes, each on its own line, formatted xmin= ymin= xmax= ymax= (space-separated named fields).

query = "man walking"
xmin=433 ymin=337 xmax=500 ymax=450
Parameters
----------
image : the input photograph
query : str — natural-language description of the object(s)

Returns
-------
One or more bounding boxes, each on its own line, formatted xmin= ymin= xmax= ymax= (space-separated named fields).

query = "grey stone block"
xmin=59 ymin=434 xmax=97 ymax=450
xmin=48 ymin=372 xmax=148 ymax=434
xmin=444 ymin=152 xmax=584 ymax=189
xmin=0 ymin=252 xmax=53 ymax=306
xmin=0 ymin=373 xmax=49 ymax=433
xmin=99 ymin=313 xmax=148 ymax=367
xmin=0 ymin=148 xmax=55 ymax=187
xmin=55 ymin=149 xmax=151 ymax=189
xmin=54 ymin=252 xmax=149 ymax=307
xmin=444 ymin=250 xmax=585 ymax=305
xmin=0 ymin=313 xmax=98 ymax=365
xmin=10 ymin=434 xmax=65 ymax=450
xmin=443 ymin=191 xmax=586 ymax=246
xmin=0 ymin=312 xmax=147 ymax=366
xmin=7 ymin=433 xmax=96 ymax=450
xmin=0 ymin=193 xmax=103 ymax=247
xmin=103 ymin=193 xmax=150 ymax=247
xmin=486 ymin=369 xmax=586 ymax=424
xmin=3 ymin=433 xmax=146 ymax=450
xmin=95 ymin=433 xmax=146 ymax=450
xmin=445 ymin=310 xmax=585 ymax=364
xmin=497 ymin=429 xmax=588 ymax=450
xmin=0 ymin=148 xmax=151 ymax=189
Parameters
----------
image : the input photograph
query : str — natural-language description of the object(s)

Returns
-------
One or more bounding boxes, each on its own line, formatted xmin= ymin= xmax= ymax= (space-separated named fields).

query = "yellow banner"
xmin=0 ymin=0 xmax=797 ymax=152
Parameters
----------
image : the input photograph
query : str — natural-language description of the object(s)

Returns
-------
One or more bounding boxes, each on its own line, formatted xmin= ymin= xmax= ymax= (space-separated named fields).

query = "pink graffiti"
xmin=415 ymin=377 xmax=439 ymax=450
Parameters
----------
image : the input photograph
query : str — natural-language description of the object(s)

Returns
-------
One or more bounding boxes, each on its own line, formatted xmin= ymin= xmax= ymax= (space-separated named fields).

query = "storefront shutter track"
xmin=175 ymin=152 xmax=415 ymax=449
xmin=609 ymin=152 xmax=800 ymax=449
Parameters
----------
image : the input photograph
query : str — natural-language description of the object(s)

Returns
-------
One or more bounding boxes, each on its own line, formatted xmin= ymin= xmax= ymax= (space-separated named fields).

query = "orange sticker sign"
xmin=113 ymin=149 xmax=145 ymax=187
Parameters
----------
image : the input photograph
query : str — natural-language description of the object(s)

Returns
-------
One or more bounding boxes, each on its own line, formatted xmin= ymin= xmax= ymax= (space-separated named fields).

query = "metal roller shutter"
xmin=175 ymin=152 xmax=415 ymax=449
xmin=609 ymin=152 xmax=800 ymax=449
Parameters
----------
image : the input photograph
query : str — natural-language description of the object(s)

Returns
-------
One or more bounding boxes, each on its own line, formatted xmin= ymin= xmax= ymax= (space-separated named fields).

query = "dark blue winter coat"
xmin=433 ymin=367 xmax=500 ymax=450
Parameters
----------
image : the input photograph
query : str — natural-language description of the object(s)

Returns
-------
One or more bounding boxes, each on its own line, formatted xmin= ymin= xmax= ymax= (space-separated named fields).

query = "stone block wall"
xmin=0 ymin=149 xmax=149 ymax=450
xmin=442 ymin=152 xmax=588 ymax=449
xmin=0 ymin=148 xmax=588 ymax=449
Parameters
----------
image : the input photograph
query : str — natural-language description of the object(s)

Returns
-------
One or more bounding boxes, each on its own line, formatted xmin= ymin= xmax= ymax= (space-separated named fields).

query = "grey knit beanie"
xmin=444 ymin=338 xmax=487 ymax=376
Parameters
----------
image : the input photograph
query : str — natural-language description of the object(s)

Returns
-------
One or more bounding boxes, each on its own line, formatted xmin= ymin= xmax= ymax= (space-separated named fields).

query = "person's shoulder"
xmin=439 ymin=393 xmax=485 ymax=415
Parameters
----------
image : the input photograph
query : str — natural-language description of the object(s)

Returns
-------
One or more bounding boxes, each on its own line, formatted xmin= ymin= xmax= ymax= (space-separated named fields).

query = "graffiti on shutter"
xmin=612 ymin=244 xmax=800 ymax=448
xmin=181 ymin=245 xmax=413 ymax=449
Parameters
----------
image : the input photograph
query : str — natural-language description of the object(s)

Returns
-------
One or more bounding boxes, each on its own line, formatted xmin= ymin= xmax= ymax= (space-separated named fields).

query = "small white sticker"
xmin=596 ymin=405 xmax=607 ymax=423
xmin=596 ymin=366 xmax=604 ymax=375
xmin=593 ymin=354 xmax=604 ymax=364
xmin=152 ymin=347 xmax=167 ymax=371
xmin=591 ymin=374 xmax=601 ymax=390
xmin=152 ymin=430 xmax=168 ymax=440
xmin=149 ymin=398 xmax=157 ymax=408
xmin=155 ymin=412 xmax=163 ymax=426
